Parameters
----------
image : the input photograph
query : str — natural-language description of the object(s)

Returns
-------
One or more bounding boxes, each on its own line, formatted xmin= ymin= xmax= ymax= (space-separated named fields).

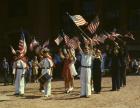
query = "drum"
xmin=39 ymin=73 xmax=52 ymax=84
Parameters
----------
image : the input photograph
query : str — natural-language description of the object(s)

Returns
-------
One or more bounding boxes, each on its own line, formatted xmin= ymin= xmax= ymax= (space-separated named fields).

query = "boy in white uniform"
xmin=39 ymin=49 xmax=53 ymax=97
xmin=78 ymin=43 xmax=94 ymax=98
xmin=13 ymin=52 xmax=27 ymax=96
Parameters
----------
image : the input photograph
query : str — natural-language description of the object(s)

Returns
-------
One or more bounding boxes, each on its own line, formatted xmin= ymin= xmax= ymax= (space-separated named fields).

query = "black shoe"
xmin=80 ymin=95 xmax=86 ymax=98
xmin=117 ymin=89 xmax=120 ymax=91
xmin=110 ymin=89 xmax=116 ymax=91
xmin=14 ymin=93 xmax=19 ymax=96
xmin=94 ymin=91 xmax=100 ymax=94
xmin=4 ymin=83 xmax=8 ymax=86
xmin=20 ymin=94 xmax=24 ymax=97
xmin=123 ymin=85 xmax=126 ymax=87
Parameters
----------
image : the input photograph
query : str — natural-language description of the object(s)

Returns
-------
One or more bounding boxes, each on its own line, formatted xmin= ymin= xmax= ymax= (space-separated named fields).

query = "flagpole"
xmin=66 ymin=12 xmax=90 ymax=39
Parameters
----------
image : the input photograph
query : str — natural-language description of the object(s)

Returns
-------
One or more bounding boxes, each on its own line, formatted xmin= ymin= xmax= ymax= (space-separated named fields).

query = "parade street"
xmin=0 ymin=75 xmax=140 ymax=108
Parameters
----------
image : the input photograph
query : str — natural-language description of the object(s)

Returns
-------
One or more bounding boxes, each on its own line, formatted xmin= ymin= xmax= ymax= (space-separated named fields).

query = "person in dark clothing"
xmin=109 ymin=42 xmax=121 ymax=91
xmin=119 ymin=41 xmax=129 ymax=87
xmin=53 ymin=49 xmax=63 ymax=79
xmin=92 ymin=49 xmax=102 ymax=94
xmin=1 ymin=57 xmax=9 ymax=86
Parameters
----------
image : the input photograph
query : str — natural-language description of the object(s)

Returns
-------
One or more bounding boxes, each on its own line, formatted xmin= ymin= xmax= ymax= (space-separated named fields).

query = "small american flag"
xmin=18 ymin=32 xmax=27 ymax=57
xmin=104 ymin=32 xmax=115 ymax=41
xmin=87 ymin=16 xmax=100 ymax=34
xmin=98 ymin=34 xmax=108 ymax=43
xmin=64 ymin=34 xmax=78 ymax=49
xmin=29 ymin=38 xmax=39 ymax=51
xmin=111 ymin=32 xmax=120 ymax=37
xmin=124 ymin=32 xmax=135 ymax=40
xmin=67 ymin=39 xmax=78 ymax=49
xmin=64 ymin=34 xmax=70 ymax=44
xmin=42 ymin=40 xmax=49 ymax=48
xmin=70 ymin=15 xmax=87 ymax=26
xmin=54 ymin=35 xmax=63 ymax=45
xmin=92 ymin=35 xmax=100 ymax=45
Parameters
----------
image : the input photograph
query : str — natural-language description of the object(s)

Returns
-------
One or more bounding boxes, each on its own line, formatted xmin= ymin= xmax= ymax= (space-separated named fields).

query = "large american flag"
xmin=18 ymin=32 xmax=27 ymax=57
xmin=87 ymin=16 xmax=100 ymax=34
xmin=70 ymin=15 xmax=87 ymax=26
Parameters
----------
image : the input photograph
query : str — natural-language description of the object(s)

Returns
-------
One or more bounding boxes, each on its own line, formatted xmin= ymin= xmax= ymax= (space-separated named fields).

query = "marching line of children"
xmin=9 ymin=40 xmax=129 ymax=98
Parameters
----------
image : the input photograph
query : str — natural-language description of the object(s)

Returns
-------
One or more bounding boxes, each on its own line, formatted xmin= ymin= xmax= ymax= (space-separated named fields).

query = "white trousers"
xmin=80 ymin=67 xmax=91 ymax=96
xmin=15 ymin=69 xmax=25 ymax=94
xmin=44 ymin=80 xmax=51 ymax=96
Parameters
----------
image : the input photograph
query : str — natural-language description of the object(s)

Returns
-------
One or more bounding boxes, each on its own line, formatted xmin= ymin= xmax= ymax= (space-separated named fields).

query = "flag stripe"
xmin=87 ymin=16 xmax=100 ymax=34
xmin=70 ymin=15 xmax=87 ymax=26
xmin=64 ymin=34 xmax=78 ymax=49
xmin=18 ymin=32 xmax=27 ymax=57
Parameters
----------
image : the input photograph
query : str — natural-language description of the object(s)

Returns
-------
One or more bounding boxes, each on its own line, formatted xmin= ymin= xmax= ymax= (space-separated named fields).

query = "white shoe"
xmin=44 ymin=95 xmax=48 ymax=97
xmin=44 ymin=94 xmax=51 ymax=97
xmin=41 ymin=90 xmax=45 ymax=93
xmin=91 ymin=87 xmax=94 ymax=92
xmin=69 ymin=87 xmax=73 ymax=91
xmin=66 ymin=90 xmax=70 ymax=93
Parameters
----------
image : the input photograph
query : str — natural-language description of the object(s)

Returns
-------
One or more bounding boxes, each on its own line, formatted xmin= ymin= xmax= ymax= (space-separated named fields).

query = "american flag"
xmin=111 ymin=32 xmax=121 ymax=38
xmin=70 ymin=15 xmax=87 ymax=26
xmin=42 ymin=40 xmax=49 ymax=48
xmin=29 ymin=38 xmax=39 ymax=51
xmin=87 ymin=16 xmax=100 ymax=34
xmin=64 ymin=34 xmax=78 ymax=49
xmin=104 ymin=32 xmax=115 ymax=41
xmin=124 ymin=32 xmax=135 ymax=40
xmin=68 ymin=38 xmax=78 ymax=49
xmin=64 ymin=34 xmax=70 ymax=44
xmin=98 ymin=34 xmax=108 ymax=43
xmin=92 ymin=35 xmax=101 ymax=45
xmin=54 ymin=35 xmax=63 ymax=45
xmin=18 ymin=32 xmax=27 ymax=57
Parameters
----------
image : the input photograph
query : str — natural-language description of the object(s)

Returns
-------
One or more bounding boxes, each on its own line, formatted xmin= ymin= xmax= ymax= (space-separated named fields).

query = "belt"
xmin=81 ymin=65 xmax=91 ymax=68
xmin=17 ymin=68 xmax=24 ymax=69
xmin=41 ymin=67 xmax=51 ymax=69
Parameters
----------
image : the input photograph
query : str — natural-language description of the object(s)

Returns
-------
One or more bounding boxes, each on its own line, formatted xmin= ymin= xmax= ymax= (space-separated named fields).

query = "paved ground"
xmin=0 ymin=75 xmax=140 ymax=108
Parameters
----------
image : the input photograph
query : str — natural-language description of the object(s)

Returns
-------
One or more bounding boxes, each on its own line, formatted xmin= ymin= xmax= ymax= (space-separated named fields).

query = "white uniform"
xmin=39 ymin=58 xmax=53 ymax=96
xmin=14 ymin=59 xmax=27 ymax=94
xmin=80 ymin=53 xmax=93 ymax=97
